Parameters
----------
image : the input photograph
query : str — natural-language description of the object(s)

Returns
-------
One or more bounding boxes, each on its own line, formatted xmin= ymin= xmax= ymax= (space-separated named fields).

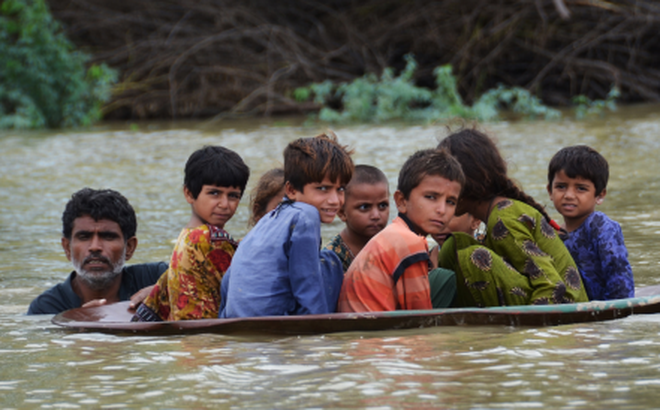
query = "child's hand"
xmin=129 ymin=285 xmax=155 ymax=311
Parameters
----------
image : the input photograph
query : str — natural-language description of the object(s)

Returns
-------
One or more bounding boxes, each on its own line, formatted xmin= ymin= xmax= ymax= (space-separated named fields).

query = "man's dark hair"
xmin=62 ymin=188 xmax=137 ymax=241
xmin=548 ymin=145 xmax=609 ymax=195
xmin=184 ymin=145 xmax=251 ymax=199
xmin=397 ymin=149 xmax=465 ymax=199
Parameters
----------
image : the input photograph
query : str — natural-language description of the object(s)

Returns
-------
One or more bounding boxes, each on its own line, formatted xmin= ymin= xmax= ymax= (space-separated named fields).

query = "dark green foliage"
xmin=295 ymin=55 xmax=561 ymax=123
xmin=573 ymin=87 xmax=620 ymax=119
xmin=0 ymin=0 xmax=116 ymax=129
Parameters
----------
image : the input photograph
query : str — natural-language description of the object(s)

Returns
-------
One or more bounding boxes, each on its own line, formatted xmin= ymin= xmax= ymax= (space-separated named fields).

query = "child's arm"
xmin=139 ymin=226 xmax=231 ymax=321
xmin=597 ymin=219 xmax=635 ymax=299
xmin=287 ymin=213 xmax=332 ymax=314
xmin=395 ymin=259 xmax=434 ymax=310
xmin=488 ymin=214 xmax=588 ymax=304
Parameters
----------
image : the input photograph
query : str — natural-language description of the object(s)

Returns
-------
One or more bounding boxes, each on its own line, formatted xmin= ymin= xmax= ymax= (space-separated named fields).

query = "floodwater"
xmin=2 ymin=107 xmax=660 ymax=408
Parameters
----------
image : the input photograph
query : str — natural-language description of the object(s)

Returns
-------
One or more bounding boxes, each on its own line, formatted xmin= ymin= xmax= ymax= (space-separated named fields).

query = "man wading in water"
xmin=27 ymin=188 xmax=166 ymax=315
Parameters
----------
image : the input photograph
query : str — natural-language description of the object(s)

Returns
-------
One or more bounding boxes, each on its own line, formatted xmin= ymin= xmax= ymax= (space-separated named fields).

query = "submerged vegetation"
xmin=0 ymin=0 xmax=116 ymax=129
xmin=294 ymin=56 xmax=561 ymax=123
xmin=573 ymin=87 xmax=620 ymax=120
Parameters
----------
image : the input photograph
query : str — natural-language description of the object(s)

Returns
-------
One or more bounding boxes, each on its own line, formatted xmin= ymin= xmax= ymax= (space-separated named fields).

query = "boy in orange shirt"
xmin=338 ymin=149 xmax=464 ymax=312
xmin=325 ymin=165 xmax=390 ymax=272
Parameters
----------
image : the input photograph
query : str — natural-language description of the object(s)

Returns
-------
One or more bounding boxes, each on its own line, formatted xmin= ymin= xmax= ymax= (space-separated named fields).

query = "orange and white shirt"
xmin=338 ymin=216 xmax=432 ymax=312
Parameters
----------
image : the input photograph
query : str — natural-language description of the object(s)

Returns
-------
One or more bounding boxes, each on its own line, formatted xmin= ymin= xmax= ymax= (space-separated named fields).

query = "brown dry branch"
xmin=47 ymin=0 xmax=660 ymax=120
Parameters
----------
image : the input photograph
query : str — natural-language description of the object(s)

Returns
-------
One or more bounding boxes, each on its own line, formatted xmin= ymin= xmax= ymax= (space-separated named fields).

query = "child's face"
xmin=339 ymin=182 xmax=390 ymax=239
xmin=185 ymin=184 xmax=242 ymax=228
xmin=286 ymin=176 xmax=345 ymax=223
xmin=265 ymin=187 xmax=286 ymax=215
xmin=394 ymin=174 xmax=461 ymax=236
xmin=548 ymin=170 xmax=606 ymax=229
xmin=431 ymin=213 xmax=480 ymax=246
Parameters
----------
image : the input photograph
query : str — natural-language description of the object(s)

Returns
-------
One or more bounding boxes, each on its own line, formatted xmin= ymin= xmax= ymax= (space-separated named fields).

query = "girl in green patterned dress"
xmin=437 ymin=129 xmax=589 ymax=307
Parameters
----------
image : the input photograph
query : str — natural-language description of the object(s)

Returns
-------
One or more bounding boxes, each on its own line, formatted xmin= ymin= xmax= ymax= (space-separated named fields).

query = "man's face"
xmin=62 ymin=216 xmax=136 ymax=290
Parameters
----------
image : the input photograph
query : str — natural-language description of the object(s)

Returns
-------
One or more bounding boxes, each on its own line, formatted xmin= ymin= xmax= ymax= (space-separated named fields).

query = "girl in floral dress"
xmin=132 ymin=146 xmax=250 ymax=321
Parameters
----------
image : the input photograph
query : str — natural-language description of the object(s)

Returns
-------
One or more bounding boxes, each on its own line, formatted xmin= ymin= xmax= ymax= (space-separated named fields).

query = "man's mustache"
xmin=82 ymin=253 xmax=111 ymax=266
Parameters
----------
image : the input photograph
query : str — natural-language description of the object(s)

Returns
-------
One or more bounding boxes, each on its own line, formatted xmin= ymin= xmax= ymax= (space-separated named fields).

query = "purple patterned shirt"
xmin=563 ymin=211 xmax=634 ymax=300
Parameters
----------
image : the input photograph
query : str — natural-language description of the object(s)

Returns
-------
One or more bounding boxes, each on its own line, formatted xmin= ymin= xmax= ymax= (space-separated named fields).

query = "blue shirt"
xmin=219 ymin=201 xmax=343 ymax=318
xmin=563 ymin=211 xmax=634 ymax=300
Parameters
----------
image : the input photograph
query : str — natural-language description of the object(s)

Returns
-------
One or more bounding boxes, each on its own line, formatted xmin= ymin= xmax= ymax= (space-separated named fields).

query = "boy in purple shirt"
xmin=547 ymin=145 xmax=634 ymax=300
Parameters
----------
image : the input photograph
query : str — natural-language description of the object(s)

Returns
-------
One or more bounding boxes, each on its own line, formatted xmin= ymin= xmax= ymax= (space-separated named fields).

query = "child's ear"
xmin=393 ymin=190 xmax=407 ymax=214
xmin=338 ymin=206 xmax=347 ymax=222
xmin=284 ymin=181 xmax=299 ymax=201
xmin=546 ymin=183 xmax=552 ymax=196
xmin=183 ymin=186 xmax=195 ymax=204
xmin=596 ymin=188 xmax=607 ymax=205
xmin=469 ymin=216 xmax=481 ymax=232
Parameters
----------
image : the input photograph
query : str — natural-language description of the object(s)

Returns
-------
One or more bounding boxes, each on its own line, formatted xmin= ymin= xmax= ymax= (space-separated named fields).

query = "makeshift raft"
xmin=52 ymin=293 xmax=660 ymax=336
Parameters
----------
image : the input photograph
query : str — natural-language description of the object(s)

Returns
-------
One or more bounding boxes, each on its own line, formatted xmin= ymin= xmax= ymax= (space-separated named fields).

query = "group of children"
xmin=132 ymin=127 xmax=634 ymax=322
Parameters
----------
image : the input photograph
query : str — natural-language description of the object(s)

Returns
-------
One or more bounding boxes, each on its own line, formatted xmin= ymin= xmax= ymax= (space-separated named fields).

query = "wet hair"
xmin=548 ymin=145 xmax=609 ymax=195
xmin=437 ymin=127 xmax=551 ymax=220
xmin=249 ymin=168 xmax=285 ymax=226
xmin=283 ymin=131 xmax=354 ymax=192
xmin=397 ymin=149 xmax=465 ymax=199
xmin=62 ymin=188 xmax=137 ymax=241
xmin=346 ymin=164 xmax=389 ymax=195
xmin=184 ymin=146 xmax=250 ymax=199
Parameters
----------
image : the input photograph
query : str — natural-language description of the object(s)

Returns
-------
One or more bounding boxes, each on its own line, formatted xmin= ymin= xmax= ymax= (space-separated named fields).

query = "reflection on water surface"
xmin=2 ymin=107 xmax=660 ymax=408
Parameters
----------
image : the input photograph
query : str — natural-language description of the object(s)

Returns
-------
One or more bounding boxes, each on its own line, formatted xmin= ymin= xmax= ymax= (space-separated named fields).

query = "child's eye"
xmin=338 ymin=186 xmax=346 ymax=192
xmin=378 ymin=202 xmax=389 ymax=210
xmin=229 ymin=192 xmax=241 ymax=199
xmin=358 ymin=204 xmax=371 ymax=211
xmin=317 ymin=186 xmax=327 ymax=191
xmin=425 ymin=194 xmax=436 ymax=200
xmin=447 ymin=199 xmax=457 ymax=206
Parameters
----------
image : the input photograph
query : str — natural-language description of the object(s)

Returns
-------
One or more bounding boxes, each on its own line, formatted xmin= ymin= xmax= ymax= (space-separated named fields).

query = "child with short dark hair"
xmin=132 ymin=146 xmax=250 ymax=321
xmin=338 ymin=149 xmax=464 ymax=312
xmin=547 ymin=145 xmax=634 ymax=300
xmin=220 ymin=132 xmax=354 ymax=317
xmin=248 ymin=168 xmax=285 ymax=226
xmin=326 ymin=164 xmax=390 ymax=272
xmin=437 ymin=128 xmax=589 ymax=307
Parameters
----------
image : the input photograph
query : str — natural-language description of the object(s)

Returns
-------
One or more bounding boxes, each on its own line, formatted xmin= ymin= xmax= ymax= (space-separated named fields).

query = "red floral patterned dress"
xmin=133 ymin=225 xmax=238 ymax=321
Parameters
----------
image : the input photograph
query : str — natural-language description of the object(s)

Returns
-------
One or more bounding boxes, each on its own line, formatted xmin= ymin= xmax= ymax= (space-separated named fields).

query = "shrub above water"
xmin=295 ymin=55 xmax=563 ymax=123
xmin=0 ymin=0 xmax=116 ymax=129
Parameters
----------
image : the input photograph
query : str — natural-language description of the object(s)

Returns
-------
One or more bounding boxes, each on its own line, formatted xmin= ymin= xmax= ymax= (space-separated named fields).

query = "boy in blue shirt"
xmin=220 ymin=132 xmax=354 ymax=317
xmin=547 ymin=145 xmax=634 ymax=300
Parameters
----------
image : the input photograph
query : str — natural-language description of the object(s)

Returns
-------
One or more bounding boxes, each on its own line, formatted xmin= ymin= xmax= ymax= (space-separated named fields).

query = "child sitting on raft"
xmin=338 ymin=149 xmax=464 ymax=312
xmin=437 ymin=128 xmax=589 ymax=307
xmin=248 ymin=168 xmax=285 ymax=226
xmin=220 ymin=132 xmax=353 ymax=317
xmin=132 ymin=146 xmax=250 ymax=321
xmin=326 ymin=164 xmax=390 ymax=272
xmin=547 ymin=145 xmax=634 ymax=300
